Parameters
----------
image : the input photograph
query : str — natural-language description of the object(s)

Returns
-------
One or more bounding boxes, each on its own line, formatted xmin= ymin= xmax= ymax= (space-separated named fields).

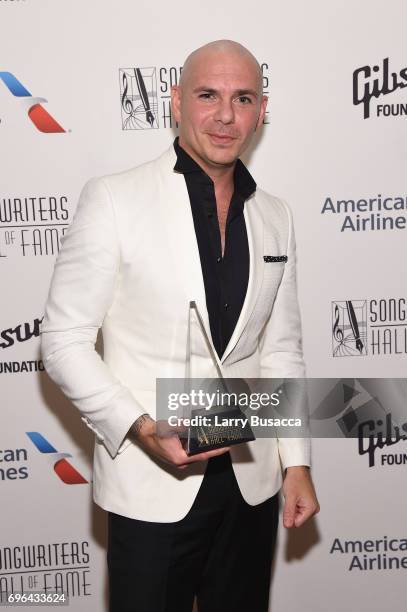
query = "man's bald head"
xmin=171 ymin=39 xmax=267 ymax=174
xmin=179 ymin=40 xmax=263 ymax=96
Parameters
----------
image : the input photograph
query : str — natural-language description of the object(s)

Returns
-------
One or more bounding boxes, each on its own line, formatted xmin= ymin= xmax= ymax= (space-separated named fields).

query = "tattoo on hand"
xmin=130 ymin=414 xmax=153 ymax=440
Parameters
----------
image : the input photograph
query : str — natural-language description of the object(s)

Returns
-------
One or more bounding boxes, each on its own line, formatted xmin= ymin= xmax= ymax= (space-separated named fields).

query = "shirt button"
xmin=223 ymin=303 xmax=229 ymax=310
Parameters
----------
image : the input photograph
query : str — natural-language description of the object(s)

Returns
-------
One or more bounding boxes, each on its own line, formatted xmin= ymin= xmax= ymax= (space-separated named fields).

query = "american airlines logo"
xmin=26 ymin=432 xmax=88 ymax=485
xmin=0 ymin=72 xmax=65 ymax=132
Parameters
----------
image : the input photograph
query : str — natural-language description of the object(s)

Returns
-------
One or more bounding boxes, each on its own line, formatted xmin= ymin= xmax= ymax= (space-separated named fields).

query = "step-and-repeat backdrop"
xmin=1 ymin=1 xmax=406 ymax=610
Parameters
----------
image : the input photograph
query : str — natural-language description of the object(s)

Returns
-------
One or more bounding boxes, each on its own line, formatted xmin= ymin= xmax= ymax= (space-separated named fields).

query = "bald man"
xmin=41 ymin=39 xmax=319 ymax=612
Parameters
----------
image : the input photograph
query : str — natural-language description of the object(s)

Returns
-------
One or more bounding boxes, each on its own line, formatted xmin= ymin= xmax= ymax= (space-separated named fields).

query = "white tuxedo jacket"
xmin=41 ymin=144 xmax=310 ymax=522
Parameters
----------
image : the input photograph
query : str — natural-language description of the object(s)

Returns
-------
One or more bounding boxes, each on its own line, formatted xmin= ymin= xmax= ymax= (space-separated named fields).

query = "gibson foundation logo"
xmin=311 ymin=379 xmax=407 ymax=469
xmin=0 ymin=317 xmax=44 ymax=375
xmin=332 ymin=298 xmax=407 ymax=357
xmin=0 ymin=317 xmax=43 ymax=350
xmin=353 ymin=57 xmax=407 ymax=119
xmin=358 ymin=412 xmax=407 ymax=468
xmin=119 ymin=63 xmax=271 ymax=130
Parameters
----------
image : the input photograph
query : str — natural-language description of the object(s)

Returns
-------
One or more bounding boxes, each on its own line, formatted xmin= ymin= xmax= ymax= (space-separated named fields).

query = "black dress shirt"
xmin=173 ymin=137 xmax=256 ymax=359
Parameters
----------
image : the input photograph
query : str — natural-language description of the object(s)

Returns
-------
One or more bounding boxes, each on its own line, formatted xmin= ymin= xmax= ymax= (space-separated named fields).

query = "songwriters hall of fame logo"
xmin=332 ymin=300 xmax=367 ymax=357
xmin=119 ymin=63 xmax=271 ymax=130
xmin=119 ymin=67 xmax=158 ymax=130
xmin=332 ymin=298 xmax=407 ymax=357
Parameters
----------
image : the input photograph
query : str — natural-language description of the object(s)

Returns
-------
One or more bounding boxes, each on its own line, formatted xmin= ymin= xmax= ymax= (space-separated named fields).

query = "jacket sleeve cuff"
xmin=277 ymin=437 xmax=311 ymax=471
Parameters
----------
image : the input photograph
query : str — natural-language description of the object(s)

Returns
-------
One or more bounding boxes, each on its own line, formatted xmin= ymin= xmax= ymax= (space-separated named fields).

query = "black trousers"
xmin=107 ymin=452 xmax=279 ymax=612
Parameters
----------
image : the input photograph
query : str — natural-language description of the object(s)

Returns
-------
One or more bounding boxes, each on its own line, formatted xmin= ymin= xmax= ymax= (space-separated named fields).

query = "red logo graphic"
xmin=0 ymin=71 xmax=65 ymax=133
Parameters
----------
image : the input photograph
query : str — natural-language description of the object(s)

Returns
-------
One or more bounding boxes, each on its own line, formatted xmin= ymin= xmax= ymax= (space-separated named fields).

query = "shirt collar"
xmin=173 ymin=136 xmax=256 ymax=200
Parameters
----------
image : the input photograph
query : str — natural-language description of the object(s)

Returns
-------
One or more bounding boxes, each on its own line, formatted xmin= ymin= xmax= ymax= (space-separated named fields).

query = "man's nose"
xmin=214 ymin=99 xmax=235 ymax=124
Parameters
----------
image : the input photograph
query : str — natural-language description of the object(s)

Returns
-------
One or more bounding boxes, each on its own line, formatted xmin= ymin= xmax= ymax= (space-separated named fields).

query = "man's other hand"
xmin=282 ymin=466 xmax=320 ymax=528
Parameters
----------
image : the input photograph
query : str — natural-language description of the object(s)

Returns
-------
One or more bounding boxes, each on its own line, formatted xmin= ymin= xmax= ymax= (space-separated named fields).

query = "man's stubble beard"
xmin=200 ymin=138 xmax=248 ymax=169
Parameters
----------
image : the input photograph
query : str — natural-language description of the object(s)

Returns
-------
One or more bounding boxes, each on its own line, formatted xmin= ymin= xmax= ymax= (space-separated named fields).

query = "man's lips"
xmin=207 ymin=133 xmax=237 ymax=144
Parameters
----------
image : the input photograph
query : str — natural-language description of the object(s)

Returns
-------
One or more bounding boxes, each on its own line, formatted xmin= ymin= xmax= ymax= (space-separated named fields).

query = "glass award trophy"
xmin=183 ymin=301 xmax=255 ymax=456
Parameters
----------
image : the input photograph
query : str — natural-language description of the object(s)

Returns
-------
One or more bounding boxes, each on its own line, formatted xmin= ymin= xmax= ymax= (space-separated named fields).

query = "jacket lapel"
xmin=221 ymin=195 xmax=264 ymax=364
xmin=157 ymin=145 xmax=264 ymax=369
xmin=157 ymin=146 xmax=222 ymax=367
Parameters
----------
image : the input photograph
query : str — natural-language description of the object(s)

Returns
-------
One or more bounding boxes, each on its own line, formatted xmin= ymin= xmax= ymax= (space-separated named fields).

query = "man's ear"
xmin=171 ymin=85 xmax=182 ymax=124
xmin=255 ymin=95 xmax=268 ymax=130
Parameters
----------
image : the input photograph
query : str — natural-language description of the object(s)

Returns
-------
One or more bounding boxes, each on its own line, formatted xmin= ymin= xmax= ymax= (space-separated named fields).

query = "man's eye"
xmin=236 ymin=96 xmax=252 ymax=104
xmin=199 ymin=93 xmax=215 ymax=99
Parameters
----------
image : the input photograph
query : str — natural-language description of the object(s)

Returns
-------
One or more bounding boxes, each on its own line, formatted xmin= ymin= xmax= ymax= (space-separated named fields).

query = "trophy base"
xmin=184 ymin=406 xmax=255 ymax=456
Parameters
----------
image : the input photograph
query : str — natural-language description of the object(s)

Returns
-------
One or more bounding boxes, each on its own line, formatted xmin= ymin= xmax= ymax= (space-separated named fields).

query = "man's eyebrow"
xmin=192 ymin=86 xmax=259 ymax=98
xmin=234 ymin=89 xmax=259 ymax=98
xmin=192 ymin=87 xmax=218 ymax=94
